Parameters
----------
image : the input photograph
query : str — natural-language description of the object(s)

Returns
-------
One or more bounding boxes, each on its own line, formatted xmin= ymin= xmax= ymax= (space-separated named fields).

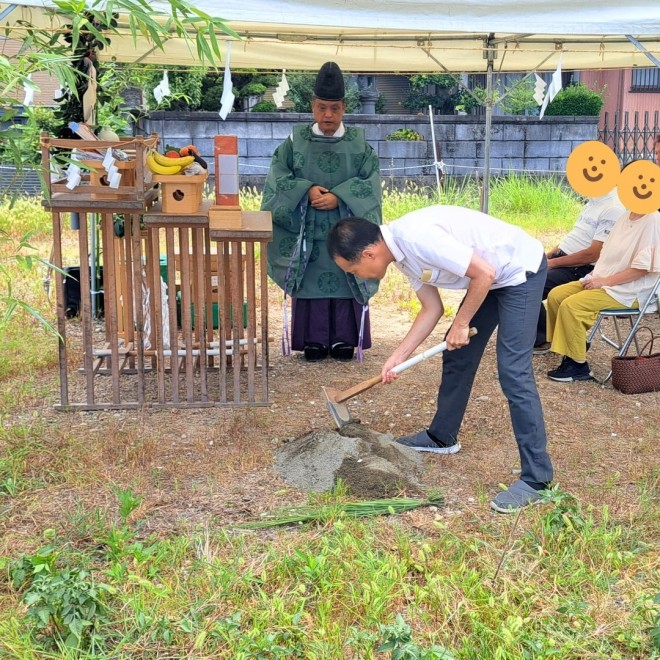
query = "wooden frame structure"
xmin=41 ymin=134 xmax=272 ymax=410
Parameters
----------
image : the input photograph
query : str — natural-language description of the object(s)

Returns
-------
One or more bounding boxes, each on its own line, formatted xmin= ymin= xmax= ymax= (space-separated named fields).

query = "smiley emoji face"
xmin=617 ymin=160 xmax=660 ymax=214
xmin=566 ymin=141 xmax=620 ymax=198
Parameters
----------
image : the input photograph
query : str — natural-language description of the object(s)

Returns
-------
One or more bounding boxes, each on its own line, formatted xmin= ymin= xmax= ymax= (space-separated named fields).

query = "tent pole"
xmin=428 ymin=104 xmax=442 ymax=200
xmin=625 ymin=35 xmax=660 ymax=68
xmin=482 ymin=37 xmax=495 ymax=214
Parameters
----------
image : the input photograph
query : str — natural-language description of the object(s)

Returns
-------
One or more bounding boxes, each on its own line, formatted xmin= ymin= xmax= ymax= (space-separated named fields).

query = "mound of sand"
xmin=274 ymin=423 xmax=426 ymax=498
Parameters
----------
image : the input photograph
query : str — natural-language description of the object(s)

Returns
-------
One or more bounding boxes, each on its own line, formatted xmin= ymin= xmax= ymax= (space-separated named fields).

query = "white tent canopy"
xmin=2 ymin=0 xmax=659 ymax=72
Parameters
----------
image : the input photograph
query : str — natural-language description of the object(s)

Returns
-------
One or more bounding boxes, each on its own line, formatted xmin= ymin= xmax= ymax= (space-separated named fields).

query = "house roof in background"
xmin=1 ymin=0 xmax=659 ymax=72
xmin=0 ymin=37 xmax=60 ymax=105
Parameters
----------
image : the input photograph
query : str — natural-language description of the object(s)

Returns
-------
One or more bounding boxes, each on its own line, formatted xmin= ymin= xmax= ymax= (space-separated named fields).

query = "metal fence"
xmin=599 ymin=110 xmax=660 ymax=164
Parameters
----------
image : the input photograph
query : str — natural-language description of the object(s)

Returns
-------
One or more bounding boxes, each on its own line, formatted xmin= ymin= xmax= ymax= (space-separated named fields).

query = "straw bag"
xmin=611 ymin=332 xmax=660 ymax=395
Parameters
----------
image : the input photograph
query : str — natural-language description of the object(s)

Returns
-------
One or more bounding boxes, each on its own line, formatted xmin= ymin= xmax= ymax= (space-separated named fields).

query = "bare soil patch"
xmin=275 ymin=423 xmax=425 ymax=498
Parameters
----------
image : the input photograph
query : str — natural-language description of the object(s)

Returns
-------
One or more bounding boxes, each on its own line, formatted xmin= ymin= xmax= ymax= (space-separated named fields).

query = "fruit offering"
xmin=181 ymin=144 xmax=208 ymax=169
xmin=146 ymin=150 xmax=195 ymax=175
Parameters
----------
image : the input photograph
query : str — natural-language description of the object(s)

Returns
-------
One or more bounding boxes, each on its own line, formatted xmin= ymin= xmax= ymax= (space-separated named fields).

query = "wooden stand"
xmin=41 ymin=132 xmax=273 ymax=411
xmin=140 ymin=202 xmax=272 ymax=407
xmin=209 ymin=210 xmax=273 ymax=405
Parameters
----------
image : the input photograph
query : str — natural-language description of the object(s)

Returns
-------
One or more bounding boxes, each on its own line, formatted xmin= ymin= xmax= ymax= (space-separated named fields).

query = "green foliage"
xmin=287 ymin=73 xmax=316 ymax=112
xmin=457 ymin=78 xmax=539 ymax=115
xmin=0 ymin=428 xmax=41 ymax=495
xmin=144 ymin=67 xmax=206 ymax=111
xmin=457 ymin=86 xmax=489 ymax=112
xmin=287 ymin=73 xmax=360 ymax=113
xmin=544 ymin=83 xmax=605 ymax=116
xmin=0 ymin=53 xmax=78 ymax=179
xmin=0 ymin=229 xmax=58 ymax=335
xmin=9 ymin=545 xmax=113 ymax=651
xmin=167 ymin=70 xmax=280 ymax=112
xmin=0 ymin=107 xmax=63 ymax=167
xmin=200 ymin=83 xmax=223 ymax=111
xmin=409 ymin=74 xmax=457 ymax=90
xmin=378 ymin=615 xmax=455 ymax=659
xmin=239 ymin=82 xmax=267 ymax=98
xmin=236 ymin=494 xmax=443 ymax=529
xmin=648 ymin=594 xmax=660 ymax=651
xmin=402 ymin=74 xmax=459 ymax=114
xmin=375 ymin=92 xmax=387 ymax=114
xmin=94 ymin=63 xmax=158 ymax=134
xmin=498 ymin=78 xmax=540 ymax=116
xmin=489 ymin=174 xmax=583 ymax=232
xmin=386 ymin=129 xmax=424 ymax=141
xmin=251 ymin=100 xmax=278 ymax=112
xmin=114 ymin=487 xmax=143 ymax=522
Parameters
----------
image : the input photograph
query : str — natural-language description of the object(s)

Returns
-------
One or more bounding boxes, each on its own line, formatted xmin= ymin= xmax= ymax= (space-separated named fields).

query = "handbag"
xmin=611 ymin=331 xmax=660 ymax=395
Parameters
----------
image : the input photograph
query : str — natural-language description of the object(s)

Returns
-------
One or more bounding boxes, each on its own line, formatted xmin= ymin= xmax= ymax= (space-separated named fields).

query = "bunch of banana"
xmin=147 ymin=150 xmax=195 ymax=175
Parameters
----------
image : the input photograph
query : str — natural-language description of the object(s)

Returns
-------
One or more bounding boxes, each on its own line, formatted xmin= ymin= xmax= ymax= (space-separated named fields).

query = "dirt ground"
xmin=2 ymin=282 xmax=659 ymax=546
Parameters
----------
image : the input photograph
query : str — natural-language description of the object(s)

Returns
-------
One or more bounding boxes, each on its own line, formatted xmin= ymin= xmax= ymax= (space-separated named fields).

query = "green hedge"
xmin=544 ymin=84 xmax=604 ymax=116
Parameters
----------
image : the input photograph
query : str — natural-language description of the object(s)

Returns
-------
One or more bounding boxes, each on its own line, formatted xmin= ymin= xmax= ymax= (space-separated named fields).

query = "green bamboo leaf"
xmin=127 ymin=13 xmax=138 ymax=42
xmin=12 ymin=301 xmax=59 ymax=337
xmin=207 ymin=23 xmax=221 ymax=59
xmin=70 ymin=15 xmax=83 ymax=51
xmin=2 ymin=301 xmax=19 ymax=324
xmin=213 ymin=19 xmax=240 ymax=40
xmin=196 ymin=32 xmax=213 ymax=64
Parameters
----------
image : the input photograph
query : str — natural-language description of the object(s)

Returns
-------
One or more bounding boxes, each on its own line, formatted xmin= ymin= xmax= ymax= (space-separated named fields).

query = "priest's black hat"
xmin=313 ymin=62 xmax=345 ymax=101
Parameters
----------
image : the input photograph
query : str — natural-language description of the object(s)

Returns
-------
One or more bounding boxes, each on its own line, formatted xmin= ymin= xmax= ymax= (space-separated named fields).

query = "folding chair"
xmin=587 ymin=275 xmax=660 ymax=383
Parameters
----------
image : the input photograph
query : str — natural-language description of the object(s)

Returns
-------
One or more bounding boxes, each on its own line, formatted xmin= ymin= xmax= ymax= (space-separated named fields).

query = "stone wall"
xmin=140 ymin=112 xmax=598 ymax=188
xmin=1 ymin=113 xmax=598 ymax=197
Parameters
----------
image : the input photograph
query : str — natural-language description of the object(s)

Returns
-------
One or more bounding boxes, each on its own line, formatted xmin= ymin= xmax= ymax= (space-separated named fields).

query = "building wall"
xmin=580 ymin=69 xmax=660 ymax=125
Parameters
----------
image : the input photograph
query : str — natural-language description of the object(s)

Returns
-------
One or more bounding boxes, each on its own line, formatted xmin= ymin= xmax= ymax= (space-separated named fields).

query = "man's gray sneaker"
xmin=490 ymin=480 xmax=544 ymax=513
xmin=396 ymin=430 xmax=461 ymax=455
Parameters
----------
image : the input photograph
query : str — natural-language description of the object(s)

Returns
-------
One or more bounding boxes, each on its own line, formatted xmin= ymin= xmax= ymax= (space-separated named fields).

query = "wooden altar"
xmin=41 ymin=134 xmax=272 ymax=410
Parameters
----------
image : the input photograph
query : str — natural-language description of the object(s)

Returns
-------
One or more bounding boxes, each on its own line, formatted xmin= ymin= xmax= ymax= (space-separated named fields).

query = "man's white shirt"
xmin=381 ymin=205 xmax=544 ymax=291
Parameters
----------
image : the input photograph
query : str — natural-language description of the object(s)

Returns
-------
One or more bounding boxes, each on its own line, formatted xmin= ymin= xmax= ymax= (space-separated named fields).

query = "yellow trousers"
xmin=546 ymin=281 xmax=636 ymax=362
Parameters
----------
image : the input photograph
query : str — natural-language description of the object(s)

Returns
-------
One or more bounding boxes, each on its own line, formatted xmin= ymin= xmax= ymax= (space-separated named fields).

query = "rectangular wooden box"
xmin=153 ymin=172 xmax=208 ymax=214
xmin=209 ymin=205 xmax=243 ymax=229
xmin=42 ymin=134 xmax=159 ymax=209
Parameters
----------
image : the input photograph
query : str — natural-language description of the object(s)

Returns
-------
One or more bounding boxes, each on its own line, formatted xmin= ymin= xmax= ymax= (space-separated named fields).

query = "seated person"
xmin=545 ymin=204 xmax=660 ymax=382
xmin=534 ymin=188 xmax=623 ymax=353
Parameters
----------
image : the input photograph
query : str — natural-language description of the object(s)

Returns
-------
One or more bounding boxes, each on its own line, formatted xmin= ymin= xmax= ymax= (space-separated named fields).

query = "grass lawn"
xmin=0 ymin=178 xmax=658 ymax=658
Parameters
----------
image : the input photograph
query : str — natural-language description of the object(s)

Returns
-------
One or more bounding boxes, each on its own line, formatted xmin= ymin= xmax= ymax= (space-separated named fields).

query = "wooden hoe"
xmin=322 ymin=328 xmax=477 ymax=429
